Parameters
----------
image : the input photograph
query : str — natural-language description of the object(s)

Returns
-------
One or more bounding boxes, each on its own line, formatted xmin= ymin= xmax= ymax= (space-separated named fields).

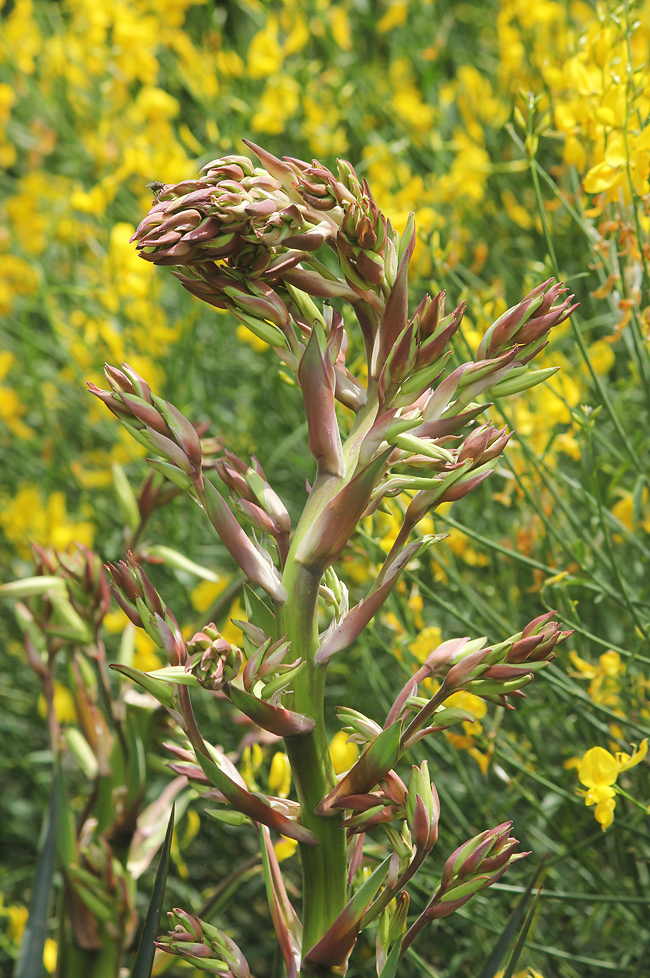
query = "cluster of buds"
xmin=186 ymin=623 xmax=242 ymax=691
xmin=215 ymin=451 xmax=291 ymax=564
xmin=133 ymin=153 xmax=301 ymax=269
xmin=31 ymin=543 xmax=111 ymax=637
xmin=156 ymin=909 xmax=251 ymax=977
xmin=89 ymin=362 xmax=203 ymax=495
xmin=67 ymin=836 xmax=138 ymax=948
xmin=106 ymin=553 xmax=186 ymax=665
xmin=0 ymin=543 xmax=112 ymax=651
xmin=385 ymin=614 xmax=571 ymax=750
xmin=401 ymin=821 xmax=527 ymax=954
xmin=92 ymin=363 xmax=287 ymax=604
xmin=477 ymin=279 xmax=576 ymax=362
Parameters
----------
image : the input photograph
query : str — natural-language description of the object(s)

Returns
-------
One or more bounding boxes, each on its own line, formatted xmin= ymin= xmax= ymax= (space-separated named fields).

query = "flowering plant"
xmin=5 ymin=140 xmax=575 ymax=978
xmin=98 ymin=141 xmax=573 ymax=976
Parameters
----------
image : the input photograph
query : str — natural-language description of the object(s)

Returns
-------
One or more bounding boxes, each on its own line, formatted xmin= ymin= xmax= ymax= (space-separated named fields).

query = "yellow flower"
xmin=248 ymin=16 xmax=284 ymax=79
xmin=133 ymin=631 xmax=163 ymax=673
xmin=274 ymin=836 xmax=298 ymax=862
xmin=37 ymin=683 xmax=77 ymax=725
xmin=190 ymin=577 xmax=231 ymax=613
xmin=0 ymin=485 xmax=95 ymax=558
xmin=577 ymin=740 xmax=647 ymax=829
xmin=268 ymin=752 xmax=291 ymax=798
xmin=408 ymin=626 xmax=442 ymax=664
xmin=329 ymin=730 xmax=359 ymax=774
xmin=43 ymin=937 xmax=58 ymax=973
xmin=6 ymin=903 xmax=28 ymax=942
xmin=377 ymin=1 xmax=408 ymax=34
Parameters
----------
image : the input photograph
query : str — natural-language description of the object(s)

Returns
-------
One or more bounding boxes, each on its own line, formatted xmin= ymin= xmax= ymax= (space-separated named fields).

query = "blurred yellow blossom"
xmin=0 ymin=485 xmax=94 ymax=558
xmin=329 ymin=730 xmax=359 ymax=774
xmin=274 ymin=836 xmax=299 ymax=862
xmin=38 ymin=682 xmax=77 ymax=725
xmin=268 ymin=752 xmax=291 ymax=798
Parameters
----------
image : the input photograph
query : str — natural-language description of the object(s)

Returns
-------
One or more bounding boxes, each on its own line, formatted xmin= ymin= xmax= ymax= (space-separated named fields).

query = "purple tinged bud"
xmin=298 ymin=330 xmax=345 ymax=477
xmin=444 ymin=648 xmax=490 ymax=689
xmin=201 ymin=481 xmax=287 ymax=603
xmin=145 ymin=427 xmax=194 ymax=475
xmin=153 ymin=396 xmax=203 ymax=470
xmin=237 ymin=498 xmax=279 ymax=535
xmin=109 ymin=586 xmax=143 ymax=627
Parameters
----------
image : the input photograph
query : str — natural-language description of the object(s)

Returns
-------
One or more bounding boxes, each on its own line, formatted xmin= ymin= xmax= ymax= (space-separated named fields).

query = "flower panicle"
xmin=156 ymin=908 xmax=251 ymax=978
xmin=106 ymin=552 xmax=186 ymax=665
xmin=401 ymin=822 xmax=528 ymax=955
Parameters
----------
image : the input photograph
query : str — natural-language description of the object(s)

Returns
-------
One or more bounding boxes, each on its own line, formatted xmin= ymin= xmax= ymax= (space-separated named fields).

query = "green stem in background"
xmin=523 ymin=104 xmax=643 ymax=474
xmin=583 ymin=423 xmax=649 ymax=640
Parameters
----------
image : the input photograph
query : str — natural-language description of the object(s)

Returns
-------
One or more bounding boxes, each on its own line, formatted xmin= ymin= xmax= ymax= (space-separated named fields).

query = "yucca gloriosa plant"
xmin=11 ymin=140 xmax=577 ymax=977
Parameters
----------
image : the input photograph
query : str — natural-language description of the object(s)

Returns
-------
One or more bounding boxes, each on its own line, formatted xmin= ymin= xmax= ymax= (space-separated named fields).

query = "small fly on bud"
xmin=146 ymin=180 xmax=166 ymax=198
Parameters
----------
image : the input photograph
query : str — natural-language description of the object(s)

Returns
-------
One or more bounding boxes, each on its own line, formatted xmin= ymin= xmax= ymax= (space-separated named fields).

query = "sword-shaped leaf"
xmin=130 ymin=805 xmax=174 ymax=978
xmin=196 ymin=750 xmax=317 ymax=846
xmin=259 ymin=826 xmax=303 ymax=978
xmin=110 ymin=663 xmax=175 ymax=708
xmin=14 ymin=778 xmax=58 ymax=978
xmin=229 ymin=685 xmax=314 ymax=737
xmin=302 ymin=856 xmax=391 ymax=970
xmin=318 ymin=722 xmax=402 ymax=816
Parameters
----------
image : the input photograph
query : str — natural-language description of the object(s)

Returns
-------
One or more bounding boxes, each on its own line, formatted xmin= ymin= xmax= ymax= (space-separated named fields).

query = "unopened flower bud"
xmin=187 ymin=624 xmax=242 ymax=690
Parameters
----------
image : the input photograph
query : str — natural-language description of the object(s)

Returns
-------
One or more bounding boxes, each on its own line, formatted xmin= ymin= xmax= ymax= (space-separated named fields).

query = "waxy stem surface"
xmin=279 ymin=395 xmax=380 ymax=971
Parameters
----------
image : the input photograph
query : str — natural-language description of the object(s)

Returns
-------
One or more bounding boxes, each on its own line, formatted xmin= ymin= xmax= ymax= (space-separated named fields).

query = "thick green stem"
xmin=280 ymin=559 xmax=348 ymax=967
xmin=277 ymin=389 xmax=381 ymax=969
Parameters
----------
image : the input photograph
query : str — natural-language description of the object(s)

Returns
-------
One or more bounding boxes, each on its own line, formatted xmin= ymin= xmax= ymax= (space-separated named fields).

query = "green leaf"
xmin=378 ymin=939 xmax=403 ymax=978
xmin=501 ymin=884 xmax=543 ymax=978
xmin=112 ymin=463 xmax=141 ymax=532
xmin=243 ymin=584 xmax=276 ymax=638
xmin=14 ymin=780 xmax=58 ymax=978
xmin=145 ymin=665 xmax=201 ymax=686
xmin=54 ymin=754 xmax=76 ymax=869
xmin=130 ymin=805 xmax=175 ymax=978
xmin=477 ymin=861 xmax=545 ymax=978
xmin=204 ymin=809 xmax=251 ymax=826
xmin=110 ymin=663 xmax=175 ymax=708
xmin=144 ymin=545 xmax=220 ymax=581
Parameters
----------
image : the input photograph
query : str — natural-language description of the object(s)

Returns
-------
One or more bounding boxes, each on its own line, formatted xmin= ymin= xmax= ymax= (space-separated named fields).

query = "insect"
xmin=146 ymin=180 xmax=166 ymax=198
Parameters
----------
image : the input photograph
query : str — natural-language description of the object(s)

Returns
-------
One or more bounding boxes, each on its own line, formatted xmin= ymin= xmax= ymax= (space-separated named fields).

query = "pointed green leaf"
xmin=110 ymin=663 xmax=175 ymax=708
xmin=130 ymin=806 xmax=175 ymax=978
xmin=318 ymin=721 xmax=402 ymax=815
xmin=477 ymin=861 xmax=545 ymax=978
xmin=14 ymin=781 xmax=58 ymax=978
xmin=379 ymin=939 xmax=402 ymax=978
xmin=144 ymin=545 xmax=220 ymax=581
xmin=501 ymin=885 xmax=543 ymax=978
xmin=54 ymin=754 xmax=76 ymax=869
xmin=243 ymin=584 xmax=276 ymax=639
xmin=145 ymin=665 xmax=200 ymax=686
xmin=205 ymin=809 xmax=251 ymax=826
